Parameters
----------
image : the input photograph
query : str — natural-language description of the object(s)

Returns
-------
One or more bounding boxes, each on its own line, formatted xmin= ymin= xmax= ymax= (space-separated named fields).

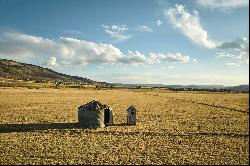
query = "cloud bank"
xmin=0 ymin=31 xmax=191 ymax=67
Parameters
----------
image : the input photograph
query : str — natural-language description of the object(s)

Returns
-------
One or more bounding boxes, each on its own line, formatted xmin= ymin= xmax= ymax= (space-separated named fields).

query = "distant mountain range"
xmin=0 ymin=58 xmax=248 ymax=92
xmin=112 ymin=84 xmax=249 ymax=92
xmin=224 ymin=85 xmax=249 ymax=92
xmin=167 ymin=84 xmax=249 ymax=92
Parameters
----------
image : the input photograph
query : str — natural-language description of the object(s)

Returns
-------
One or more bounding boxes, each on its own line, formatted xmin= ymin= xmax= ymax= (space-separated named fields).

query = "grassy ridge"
xmin=0 ymin=59 xmax=100 ymax=85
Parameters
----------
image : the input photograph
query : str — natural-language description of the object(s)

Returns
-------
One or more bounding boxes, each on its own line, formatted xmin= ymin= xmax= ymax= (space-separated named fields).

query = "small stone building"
xmin=78 ymin=100 xmax=113 ymax=128
xmin=127 ymin=105 xmax=136 ymax=125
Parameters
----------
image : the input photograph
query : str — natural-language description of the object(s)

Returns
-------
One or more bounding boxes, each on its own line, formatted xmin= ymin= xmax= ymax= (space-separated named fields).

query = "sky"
xmin=0 ymin=0 xmax=249 ymax=86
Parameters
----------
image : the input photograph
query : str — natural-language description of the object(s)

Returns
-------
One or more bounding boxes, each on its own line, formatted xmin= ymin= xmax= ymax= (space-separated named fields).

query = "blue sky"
xmin=0 ymin=0 xmax=249 ymax=86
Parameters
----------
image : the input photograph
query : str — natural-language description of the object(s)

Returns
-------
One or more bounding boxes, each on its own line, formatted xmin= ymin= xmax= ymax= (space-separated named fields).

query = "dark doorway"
xmin=104 ymin=108 xmax=110 ymax=126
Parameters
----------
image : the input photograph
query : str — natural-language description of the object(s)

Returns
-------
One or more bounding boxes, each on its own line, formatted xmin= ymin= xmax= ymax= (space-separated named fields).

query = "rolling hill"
xmin=0 ymin=58 xmax=108 ymax=86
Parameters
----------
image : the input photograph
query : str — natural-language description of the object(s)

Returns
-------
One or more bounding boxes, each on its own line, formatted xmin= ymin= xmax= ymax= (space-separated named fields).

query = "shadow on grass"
xmin=111 ymin=123 xmax=127 ymax=126
xmin=0 ymin=123 xmax=248 ymax=138
xmin=0 ymin=123 xmax=81 ymax=133
xmin=0 ymin=122 xmax=129 ymax=133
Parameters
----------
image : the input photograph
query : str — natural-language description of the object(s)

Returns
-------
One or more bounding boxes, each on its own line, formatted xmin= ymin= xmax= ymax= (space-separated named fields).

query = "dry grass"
xmin=0 ymin=88 xmax=249 ymax=165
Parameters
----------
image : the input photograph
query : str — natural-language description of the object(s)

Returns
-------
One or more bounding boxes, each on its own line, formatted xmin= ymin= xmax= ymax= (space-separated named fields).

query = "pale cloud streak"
xmin=136 ymin=25 xmax=153 ymax=32
xmin=164 ymin=4 xmax=217 ymax=48
xmin=111 ymin=25 xmax=128 ymax=32
xmin=196 ymin=0 xmax=249 ymax=10
xmin=226 ymin=62 xmax=240 ymax=68
xmin=215 ymin=52 xmax=243 ymax=60
xmin=64 ymin=30 xmax=82 ymax=35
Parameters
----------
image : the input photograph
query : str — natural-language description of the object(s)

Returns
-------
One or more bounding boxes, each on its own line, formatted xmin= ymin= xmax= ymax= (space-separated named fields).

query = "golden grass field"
xmin=0 ymin=88 xmax=249 ymax=165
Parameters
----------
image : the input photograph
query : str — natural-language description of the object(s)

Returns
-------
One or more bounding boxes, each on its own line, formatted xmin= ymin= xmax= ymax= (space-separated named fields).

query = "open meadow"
xmin=0 ymin=88 xmax=249 ymax=165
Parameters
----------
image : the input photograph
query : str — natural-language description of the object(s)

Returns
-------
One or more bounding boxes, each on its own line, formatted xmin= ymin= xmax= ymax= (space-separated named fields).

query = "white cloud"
xmin=102 ymin=24 xmax=130 ymax=43
xmin=216 ymin=52 xmax=235 ymax=59
xmin=43 ymin=56 xmax=58 ymax=67
xmin=193 ymin=58 xmax=199 ymax=63
xmin=226 ymin=62 xmax=240 ymax=68
xmin=148 ymin=52 xmax=190 ymax=64
xmin=104 ymin=30 xmax=131 ymax=43
xmin=136 ymin=25 xmax=153 ymax=32
xmin=0 ymin=31 xmax=192 ymax=66
xmin=216 ymin=50 xmax=249 ymax=64
xmin=240 ymin=49 xmax=249 ymax=64
xmin=164 ymin=4 xmax=217 ymax=48
xmin=156 ymin=20 xmax=162 ymax=26
xmin=147 ymin=53 xmax=161 ymax=64
xmin=159 ymin=52 xmax=190 ymax=63
xmin=0 ymin=32 xmax=123 ymax=65
xmin=111 ymin=25 xmax=128 ymax=32
xmin=119 ymin=51 xmax=190 ymax=64
xmin=0 ymin=32 xmax=58 ymax=61
xmin=196 ymin=0 xmax=249 ymax=10
xmin=119 ymin=50 xmax=148 ymax=64
xmin=101 ymin=25 xmax=109 ymax=29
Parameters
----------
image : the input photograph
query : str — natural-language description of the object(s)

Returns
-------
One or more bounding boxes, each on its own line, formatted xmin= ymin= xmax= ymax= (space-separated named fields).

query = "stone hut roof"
xmin=78 ymin=100 xmax=108 ymax=111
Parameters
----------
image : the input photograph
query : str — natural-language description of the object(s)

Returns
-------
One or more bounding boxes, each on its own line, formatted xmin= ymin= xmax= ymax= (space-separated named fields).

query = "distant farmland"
xmin=0 ymin=88 xmax=249 ymax=165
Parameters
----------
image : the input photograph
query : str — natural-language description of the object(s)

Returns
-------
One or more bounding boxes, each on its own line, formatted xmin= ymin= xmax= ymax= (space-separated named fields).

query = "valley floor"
xmin=0 ymin=88 xmax=249 ymax=164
